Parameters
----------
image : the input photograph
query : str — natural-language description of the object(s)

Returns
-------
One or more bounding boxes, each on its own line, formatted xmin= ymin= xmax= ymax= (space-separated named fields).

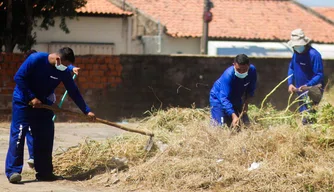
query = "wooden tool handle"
xmin=95 ymin=117 xmax=154 ymax=136
xmin=37 ymin=104 xmax=154 ymax=137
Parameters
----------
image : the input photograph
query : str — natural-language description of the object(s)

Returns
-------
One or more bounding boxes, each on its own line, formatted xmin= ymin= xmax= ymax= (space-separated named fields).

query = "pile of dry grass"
xmin=53 ymin=89 xmax=334 ymax=191
xmin=53 ymin=107 xmax=210 ymax=179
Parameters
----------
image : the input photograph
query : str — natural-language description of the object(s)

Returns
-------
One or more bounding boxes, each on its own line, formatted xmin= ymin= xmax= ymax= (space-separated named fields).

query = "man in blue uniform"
xmin=23 ymin=50 xmax=80 ymax=170
xmin=210 ymin=54 xmax=257 ymax=128
xmin=6 ymin=47 xmax=95 ymax=183
xmin=287 ymin=29 xmax=324 ymax=124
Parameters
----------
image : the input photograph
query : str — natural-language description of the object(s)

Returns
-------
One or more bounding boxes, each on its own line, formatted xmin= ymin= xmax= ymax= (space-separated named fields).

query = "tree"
xmin=0 ymin=0 xmax=87 ymax=53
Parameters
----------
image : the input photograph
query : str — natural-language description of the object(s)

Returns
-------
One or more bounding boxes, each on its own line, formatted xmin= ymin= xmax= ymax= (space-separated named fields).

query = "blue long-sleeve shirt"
xmin=67 ymin=64 xmax=74 ymax=72
xmin=209 ymin=65 xmax=257 ymax=116
xmin=26 ymin=51 xmax=76 ymax=72
xmin=288 ymin=47 xmax=324 ymax=88
xmin=13 ymin=52 xmax=90 ymax=114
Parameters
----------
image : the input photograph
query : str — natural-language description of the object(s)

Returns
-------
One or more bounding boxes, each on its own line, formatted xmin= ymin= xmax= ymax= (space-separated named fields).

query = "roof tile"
xmin=313 ymin=7 xmax=334 ymax=21
xmin=125 ymin=0 xmax=334 ymax=43
xmin=76 ymin=0 xmax=132 ymax=15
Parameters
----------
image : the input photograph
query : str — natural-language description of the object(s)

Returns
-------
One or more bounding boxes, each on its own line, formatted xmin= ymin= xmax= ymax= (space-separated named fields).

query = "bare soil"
xmin=0 ymin=122 xmax=125 ymax=192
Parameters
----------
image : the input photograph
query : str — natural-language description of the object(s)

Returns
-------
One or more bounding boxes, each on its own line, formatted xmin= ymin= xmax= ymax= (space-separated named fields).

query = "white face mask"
xmin=234 ymin=67 xmax=248 ymax=79
xmin=55 ymin=60 xmax=67 ymax=71
xmin=293 ymin=45 xmax=305 ymax=54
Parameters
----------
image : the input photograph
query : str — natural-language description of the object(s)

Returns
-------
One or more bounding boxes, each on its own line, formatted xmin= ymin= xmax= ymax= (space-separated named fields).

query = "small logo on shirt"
xmin=50 ymin=76 xmax=58 ymax=80
xmin=244 ymin=82 xmax=250 ymax=86
xmin=300 ymin=62 xmax=306 ymax=65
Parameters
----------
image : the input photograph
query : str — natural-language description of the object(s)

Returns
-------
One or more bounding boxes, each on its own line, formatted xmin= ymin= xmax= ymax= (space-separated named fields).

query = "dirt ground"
xmin=0 ymin=122 xmax=126 ymax=192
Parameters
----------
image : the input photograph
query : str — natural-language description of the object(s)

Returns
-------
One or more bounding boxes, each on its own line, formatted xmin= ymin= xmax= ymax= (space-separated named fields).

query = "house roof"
xmin=76 ymin=0 xmax=132 ymax=16
xmin=124 ymin=0 xmax=334 ymax=43
xmin=313 ymin=7 xmax=334 ymax=21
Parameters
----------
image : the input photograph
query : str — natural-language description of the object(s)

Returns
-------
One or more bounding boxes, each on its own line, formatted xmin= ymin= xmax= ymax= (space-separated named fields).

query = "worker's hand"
xmin=298 ymin=85 xmax=308 ymax=92
xmin=288 ymin=84 xmax=297 ymax=93
xmin=231 ymin=113 xmax=239 ymax=128
xmin=73 ymin=67 xmax=80 ymax=75
xmin=29 ymin=98 xmax=42 ymax=108
xmin=87 ymin=112 xmax=96 ymax=121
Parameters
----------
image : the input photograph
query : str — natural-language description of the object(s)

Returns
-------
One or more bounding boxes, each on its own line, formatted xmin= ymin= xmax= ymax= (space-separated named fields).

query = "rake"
xmin=38 ymin=104 xmax=154 ymax=151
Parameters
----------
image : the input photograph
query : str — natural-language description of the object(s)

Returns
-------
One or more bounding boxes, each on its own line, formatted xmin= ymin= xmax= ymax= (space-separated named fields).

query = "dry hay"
xmin=53 ymin=90 xmax=334 ymax=191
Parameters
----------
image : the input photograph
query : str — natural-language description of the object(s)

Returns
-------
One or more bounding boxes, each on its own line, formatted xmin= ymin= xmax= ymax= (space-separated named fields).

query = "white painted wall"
xmin=13 ymin=16 xmax=200 ymax=55
xmin=208 ymin=41 xmax=293 ymax=58
xmin=30 ymin=16 xmax=129 ymax=55
xmin=208 ymin=41 xmax=334 ymax=59
xmin=161 ymin=35 xmax=200 ymax=54
xmin=137 ymin=34 xmax=200 ymax=55
xmin=311 ymin=44 xmax=334 ymax=59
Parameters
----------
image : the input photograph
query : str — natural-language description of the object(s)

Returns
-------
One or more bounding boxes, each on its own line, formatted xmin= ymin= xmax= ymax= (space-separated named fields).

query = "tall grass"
xmin=53 ymin=86 xmax=334 ymax=191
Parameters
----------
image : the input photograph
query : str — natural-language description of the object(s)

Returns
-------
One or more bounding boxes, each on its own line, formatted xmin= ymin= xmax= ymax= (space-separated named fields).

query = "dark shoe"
xmin=9 ymin=173 xmax=22 ymax=183
xmin=36 ymin=173 xmax=64 ymax=181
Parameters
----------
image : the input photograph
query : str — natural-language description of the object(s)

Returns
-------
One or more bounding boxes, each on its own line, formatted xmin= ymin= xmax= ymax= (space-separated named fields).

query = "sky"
xmin=297 ymin=0 xmax=334 ymax=7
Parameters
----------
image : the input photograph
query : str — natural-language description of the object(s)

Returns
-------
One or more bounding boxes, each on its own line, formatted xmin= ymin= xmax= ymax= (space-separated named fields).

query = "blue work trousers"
xmin=6 ymin=97 xmax=55 ymax=179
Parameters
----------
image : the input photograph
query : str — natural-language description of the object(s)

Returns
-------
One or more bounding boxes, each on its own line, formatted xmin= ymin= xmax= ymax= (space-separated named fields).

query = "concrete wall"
xmin=14 ymin=16 xmax=144 ymax=55
xmin=34 ymin=17 xmax=125 ymax=44
xmin=1 ymin=54 xmax=334 ymax=121
xmin=14 ymin=16 xmax=200 ymax=55
xmin=141 ymin=34 xmax=200 ymax=55
xmin=161 ymin=35 xmax=200 ymax=54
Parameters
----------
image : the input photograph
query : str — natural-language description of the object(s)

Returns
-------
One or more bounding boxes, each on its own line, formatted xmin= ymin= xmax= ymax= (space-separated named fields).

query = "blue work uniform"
xmin=5 ymin=52 xmax=90 ymax=180
xmin=25 ymin=63 xmax=76 ymax=161
xmin=209 ymin=65 xmax=257 ymax=126
xmin=288 ymin=47 xmax=324 ymax=112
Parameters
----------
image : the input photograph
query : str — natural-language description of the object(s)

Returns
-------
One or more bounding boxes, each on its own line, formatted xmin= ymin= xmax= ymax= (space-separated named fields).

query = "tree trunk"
xmin=24 ymin=0 xmax=33 ymax=47
xmin=4 ymin=0 xmax=15 ymax=53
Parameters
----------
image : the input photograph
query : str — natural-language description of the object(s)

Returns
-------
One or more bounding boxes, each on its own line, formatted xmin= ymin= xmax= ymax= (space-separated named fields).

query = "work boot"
xmin=27 ymin=159 xmax=34 ymax=169
xmin=9 ymin=173 xmax=22 ymax=183
xmin=36 ymin=173 xmax=64 ymax=181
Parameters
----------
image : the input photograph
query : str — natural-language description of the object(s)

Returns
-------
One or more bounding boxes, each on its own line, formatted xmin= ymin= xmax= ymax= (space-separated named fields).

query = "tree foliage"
xmin=0 ymin=0 xmax=87 ymax=53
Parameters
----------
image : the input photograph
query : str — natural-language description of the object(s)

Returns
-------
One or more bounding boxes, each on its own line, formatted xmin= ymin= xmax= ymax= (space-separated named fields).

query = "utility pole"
xmin=201 ymin=0 xmax=213 ymax=55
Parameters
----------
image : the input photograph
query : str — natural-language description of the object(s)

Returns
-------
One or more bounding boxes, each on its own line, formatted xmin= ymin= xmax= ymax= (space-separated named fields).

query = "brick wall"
xmin=1 ymin=53 xmax=334 ymax=122
xmin=0 ymin=54 xmax=122 ymax=121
